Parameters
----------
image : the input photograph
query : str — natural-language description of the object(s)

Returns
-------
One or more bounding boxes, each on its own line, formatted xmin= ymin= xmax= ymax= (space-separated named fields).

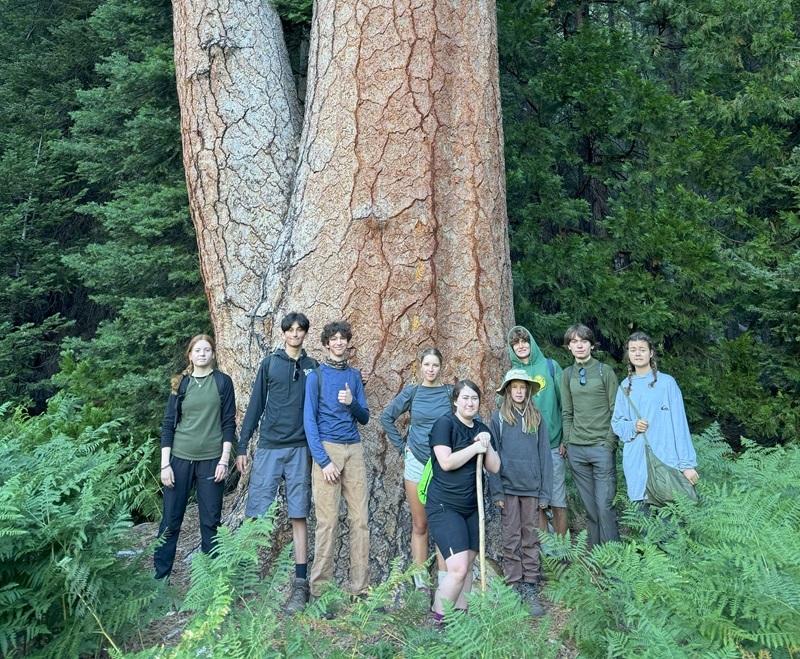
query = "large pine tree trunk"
xmin=172 ymin=0 xmax=513 ymax=579
xmin=171 ymin=0 xmax=302 ymax=374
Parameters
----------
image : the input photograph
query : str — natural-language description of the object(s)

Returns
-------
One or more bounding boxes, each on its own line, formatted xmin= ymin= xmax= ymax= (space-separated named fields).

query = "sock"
xmin=437 ymin=570 xmax=447 ymax=586
xmin=433 ymin=612 xmax=444 ymax=622
xmin=413 ymin=573 xmax=427 ymax=589
xmin=295 ymin=563 xmax=307 ymax=580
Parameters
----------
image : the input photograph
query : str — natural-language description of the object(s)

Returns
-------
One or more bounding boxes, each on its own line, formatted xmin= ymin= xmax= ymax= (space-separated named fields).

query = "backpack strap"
xmin=547 ymin=358 xmax=555 ymax=380
xmin=211 ymin=370 xmax=226 ymax=408
xmin=262 ymin=352 xmax=276 ymax=407
xmin=176 ymin=373 xmax=189 ymax=398
xmin=313 ymin=366 xmax=323 ymax=399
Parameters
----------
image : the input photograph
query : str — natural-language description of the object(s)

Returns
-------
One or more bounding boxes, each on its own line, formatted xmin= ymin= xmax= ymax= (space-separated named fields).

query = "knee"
xmin=446 ymin=560 xmax=470 ymax=582
xmin=411 ymin=516 xmax=429 ymax=536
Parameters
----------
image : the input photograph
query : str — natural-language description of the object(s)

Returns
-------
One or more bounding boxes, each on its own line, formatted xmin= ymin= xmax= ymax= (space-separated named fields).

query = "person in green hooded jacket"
xmin=503 ymin=326 xmax=568 ymax=536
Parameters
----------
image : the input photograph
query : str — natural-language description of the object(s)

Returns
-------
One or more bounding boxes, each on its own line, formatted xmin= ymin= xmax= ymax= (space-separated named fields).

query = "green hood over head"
xmin=506 ymin=325 xmax=545 ymax=368
xmin=503 ymin=325 xmax=564 ymax=446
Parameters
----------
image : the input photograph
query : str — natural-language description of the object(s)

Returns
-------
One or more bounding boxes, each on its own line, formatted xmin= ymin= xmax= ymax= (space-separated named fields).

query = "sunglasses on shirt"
xmin=578 ymin=367 xmax=587 ymax=386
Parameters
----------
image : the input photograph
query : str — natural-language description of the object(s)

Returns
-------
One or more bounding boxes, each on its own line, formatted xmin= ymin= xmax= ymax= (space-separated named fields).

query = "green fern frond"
xmin=547 ymin=426 xmax=800 ymax=657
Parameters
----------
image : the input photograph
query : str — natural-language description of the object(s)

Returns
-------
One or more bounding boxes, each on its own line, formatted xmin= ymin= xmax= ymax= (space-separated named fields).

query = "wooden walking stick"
xmin=476 ymin=453 xmax=486 ymax=592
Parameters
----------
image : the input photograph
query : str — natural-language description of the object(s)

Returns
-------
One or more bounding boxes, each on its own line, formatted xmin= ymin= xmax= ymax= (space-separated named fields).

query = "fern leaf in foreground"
xmin=545 ymin=425 xmax=800 ymax=658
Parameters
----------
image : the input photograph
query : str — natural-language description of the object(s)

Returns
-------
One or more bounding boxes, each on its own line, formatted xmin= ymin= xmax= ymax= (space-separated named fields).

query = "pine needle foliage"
xmin=544 ymin=425 xmax=800 ymax=658
xmin=0 ymin=394 xmax=163 ymax=657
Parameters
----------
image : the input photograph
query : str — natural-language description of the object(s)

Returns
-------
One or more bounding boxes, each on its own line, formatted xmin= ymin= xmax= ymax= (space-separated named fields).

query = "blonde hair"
xmin=498 ymin=380 xmax=541 ymax=433
xmin=170 ymin=334 xmax=215 ymax=393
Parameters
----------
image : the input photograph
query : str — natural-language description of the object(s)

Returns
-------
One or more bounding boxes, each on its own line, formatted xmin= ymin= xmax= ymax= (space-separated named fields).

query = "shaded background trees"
xmin=501 ymin=0 xmax=800 ymax=445
xmin=2 ymin=0 xmax=799 ymax=655
xmin=1 ymin=0 xmax=798 ymax=446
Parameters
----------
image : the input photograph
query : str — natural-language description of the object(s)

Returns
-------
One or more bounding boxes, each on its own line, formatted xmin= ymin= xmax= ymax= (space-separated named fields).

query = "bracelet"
xmin=217 ymin=463 xmax=228 ymax=468
xmin=161 ymin=465 xmax=171 ymax=471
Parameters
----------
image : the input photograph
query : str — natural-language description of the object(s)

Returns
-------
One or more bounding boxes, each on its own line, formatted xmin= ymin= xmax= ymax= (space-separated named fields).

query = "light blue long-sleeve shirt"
xmin=303 ymin=364 xmax=369 ymax=468
xmin=612 ymin=371 xmax=697 ymax=501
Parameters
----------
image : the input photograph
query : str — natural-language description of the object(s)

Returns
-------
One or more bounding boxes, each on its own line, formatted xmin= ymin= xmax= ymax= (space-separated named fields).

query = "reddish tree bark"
xmin=172 ymin=0 xmax=514 ymax=579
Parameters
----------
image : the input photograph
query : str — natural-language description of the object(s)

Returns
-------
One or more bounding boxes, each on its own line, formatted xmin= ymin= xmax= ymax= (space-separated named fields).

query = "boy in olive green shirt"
xmin=561 ymin=324 xmax=619 ymax=546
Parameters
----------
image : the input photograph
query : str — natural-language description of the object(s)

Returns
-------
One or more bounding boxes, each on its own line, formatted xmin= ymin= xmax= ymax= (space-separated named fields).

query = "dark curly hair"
xmin=321 ymin=320 xmax=352 ymax=346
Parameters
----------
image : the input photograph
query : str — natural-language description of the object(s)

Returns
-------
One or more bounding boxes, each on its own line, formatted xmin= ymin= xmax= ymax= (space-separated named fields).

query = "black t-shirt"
xmin=426 ymin=412 xmax=495 ymax=515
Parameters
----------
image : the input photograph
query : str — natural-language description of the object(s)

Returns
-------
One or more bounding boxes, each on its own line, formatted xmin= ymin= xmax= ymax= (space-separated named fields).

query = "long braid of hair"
xmin=625 ymin=360 xmax=635 ymax=394
xmin=170 ymin=366 xmax=193 ymax=394
xmin=649 ymin=353 xmax=658 ymax=388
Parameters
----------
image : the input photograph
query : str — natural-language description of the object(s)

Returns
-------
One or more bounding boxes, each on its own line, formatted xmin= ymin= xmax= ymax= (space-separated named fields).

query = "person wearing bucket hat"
xmin=488 ymin=368 xmax=552 ymax=617
xmin=503 ymin=327 xmax=568 ymax=537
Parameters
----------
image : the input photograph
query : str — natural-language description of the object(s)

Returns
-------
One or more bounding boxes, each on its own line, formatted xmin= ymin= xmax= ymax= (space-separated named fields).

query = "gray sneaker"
xmin=285 ymin=578 xmax=309 ymax=615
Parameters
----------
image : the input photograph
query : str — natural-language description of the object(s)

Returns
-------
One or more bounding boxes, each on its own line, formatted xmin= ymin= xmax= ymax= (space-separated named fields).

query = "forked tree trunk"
xmin=172 ymin=0 xmax=514 ymax=580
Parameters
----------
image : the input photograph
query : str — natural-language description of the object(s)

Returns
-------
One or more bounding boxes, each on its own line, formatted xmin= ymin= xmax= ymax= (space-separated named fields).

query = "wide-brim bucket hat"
xmin=496 ymin=368 xmax=541 ymax=395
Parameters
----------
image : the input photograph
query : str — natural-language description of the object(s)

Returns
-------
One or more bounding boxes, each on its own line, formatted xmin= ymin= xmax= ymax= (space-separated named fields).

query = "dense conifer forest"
xmin=2 ymin=0 xmax=797 ymax=447
xmin=1 ymin=0 xmax=798 ymax=656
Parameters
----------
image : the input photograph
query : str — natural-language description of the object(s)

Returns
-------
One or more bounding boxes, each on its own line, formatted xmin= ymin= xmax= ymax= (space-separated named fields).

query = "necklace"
xmin=191 ymin=371 xmax=213 ymax=387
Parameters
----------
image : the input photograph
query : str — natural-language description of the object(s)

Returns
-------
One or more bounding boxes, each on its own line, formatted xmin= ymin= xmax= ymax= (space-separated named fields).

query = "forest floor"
xmin=124 ymin=499 xmax=578 ymax=658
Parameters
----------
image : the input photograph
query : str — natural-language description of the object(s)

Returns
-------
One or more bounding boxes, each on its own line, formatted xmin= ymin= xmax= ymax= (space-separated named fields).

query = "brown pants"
xmin=310 ymin=442 xmax=370 ymax=596
xmin=501 ymin=494 xmax=541 ymax=584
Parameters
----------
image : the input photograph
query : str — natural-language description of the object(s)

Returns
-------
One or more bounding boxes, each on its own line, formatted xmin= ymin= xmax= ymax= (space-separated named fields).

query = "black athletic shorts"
xmin=426 ymin=503 xmax=479 ymax=557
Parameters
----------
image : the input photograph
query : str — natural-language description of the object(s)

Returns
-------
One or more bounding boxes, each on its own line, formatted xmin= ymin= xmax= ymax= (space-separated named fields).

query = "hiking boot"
xmin=516 ymin=582 xmax=546 ymax=617
xmin=308 ymin=593 xmax=335 ymax=620
xmin=285 ymin=578 xmax=309 ymax=615
xmin=527 ymin=596 xmax=546 ymax=617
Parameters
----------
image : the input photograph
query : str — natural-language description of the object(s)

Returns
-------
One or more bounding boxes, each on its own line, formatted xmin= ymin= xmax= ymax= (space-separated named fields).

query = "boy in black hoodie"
xmin=236 ymin=312 xmax=318 ymax=613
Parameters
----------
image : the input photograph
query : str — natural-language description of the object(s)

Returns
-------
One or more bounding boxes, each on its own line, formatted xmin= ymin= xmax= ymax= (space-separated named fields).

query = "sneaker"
xmin=285 ymin=578 xmax=309 ymax=615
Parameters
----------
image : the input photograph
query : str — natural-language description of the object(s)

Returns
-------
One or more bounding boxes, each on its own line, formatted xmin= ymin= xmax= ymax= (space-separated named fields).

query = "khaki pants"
xmin=310 ymin=442 xmax=370 ymax=596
